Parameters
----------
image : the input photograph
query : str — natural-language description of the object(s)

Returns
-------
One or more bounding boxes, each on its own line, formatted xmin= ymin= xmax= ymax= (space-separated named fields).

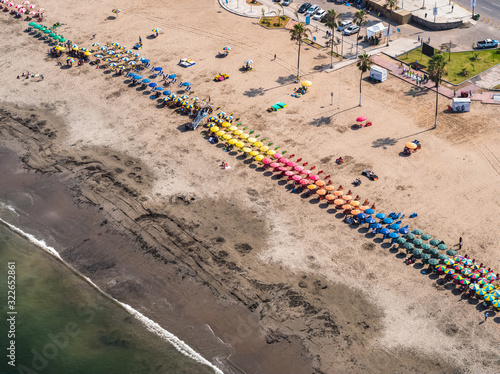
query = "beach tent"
xmin=366 ymin=23 xmax=387 ymax=39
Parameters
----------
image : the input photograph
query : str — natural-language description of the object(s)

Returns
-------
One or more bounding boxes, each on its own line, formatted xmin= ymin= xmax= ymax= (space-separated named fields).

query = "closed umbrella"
xmin=403 ymin=243 xmax=414 ymax=250
xmin=412 ymin=229 xmax=423 ymax=235
xmin=421 ymin=234 xmax=431 ymax=240
xmin=429 ymin=239 xmax=440 ymax=246
xmin=421 ymin=243 xmax=431 ymax=250
xmin=413 ymin=239 xmax=423 ymax=246
xmin=438 ymin=244 xmax=448 ymax=250
xmin=395 ymin=237 xmax=406 ymax=244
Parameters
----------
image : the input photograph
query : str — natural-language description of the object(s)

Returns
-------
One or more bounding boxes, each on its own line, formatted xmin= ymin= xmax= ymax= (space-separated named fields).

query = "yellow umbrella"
xmin=259 ymin=146 xmax=269 ymax=152
xmin=247 ymin=137 xmax=257 ymax=144
xmin=55 ymin=46 xmax=65 ymax=51
xmin=239 ymin=133 xmax=249 ymax=140
xmin=221 ymin=122 xmax=231 ymax=128
xmin=253 ymin=141 xmax=263 ymax=148
xmin=228 ymin=126 xmax=237 ymax=132
xmin=235 ymin=141 xmax=245 ymax=148
xmin=406 ymin=142 xmax=417 ymax=150
xmin=228 ymin=139 xmax=238 ymax=145
xmin=233 ymin=129 xmax=243 ymax=135
xmin=266 ymin=150 xmax=276 ymax=156
xmin=302 ymin=80 xmax=312 ymax=87
xmin=249 ymin=151 xmax=260 ymax=157
xmin=223 ymin=134 xmax=232 ymax=140
xmin=216 ymin=130 xmax=226 ymax=137
xmin=72 ymin=47 xmax=79 ymax=51
xmin=210 ymin=126 xmax=220 ymax=132
xmin=242 ymin=147 xmax=252 ymax=153
xmin=84 ymin=51 xmax=92 ymax=56
xmin=254 ymin=155 xmax=264 ymax=162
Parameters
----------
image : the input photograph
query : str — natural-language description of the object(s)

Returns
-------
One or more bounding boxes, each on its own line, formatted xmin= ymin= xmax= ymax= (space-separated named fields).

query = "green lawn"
xmin=398 ymin=47 xmax=500 ymax=84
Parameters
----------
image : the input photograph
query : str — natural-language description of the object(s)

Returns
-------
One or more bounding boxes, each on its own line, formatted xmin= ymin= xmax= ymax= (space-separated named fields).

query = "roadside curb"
xmin=218 ymin=0 xmax=260 ymax=18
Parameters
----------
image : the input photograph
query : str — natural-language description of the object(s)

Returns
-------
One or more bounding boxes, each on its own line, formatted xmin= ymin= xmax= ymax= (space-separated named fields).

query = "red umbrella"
xmin=262 ymin=158 xmax=272 ymax=164
xmin=287 ymin=161 xmax=297 ymax=168
xmin=284 ymin=171 xmax=294 ymax=177
xmin=299 ymin=179 xmax=309 ymax=185
xmin=356 ymin=116 xmax=367 ymax=122
xmin=293 ymin=165 xmax=304 ymax=172
xmin=279 ymin=158 xmax=290 ymax=164
xmin=292 ymin=175 xmax=302 ymax=181
xmin=270 ymin=162 xmax=280 ymax=168
xmin=300 ymin=170 xmax=312 ymax=175
xmin=309 ymin=175 xmax=320 ymax=181
xmin=273 ymin=153 xmax=283 ymax=160
xmin=277 ymin=166 xmax=287 ymax=172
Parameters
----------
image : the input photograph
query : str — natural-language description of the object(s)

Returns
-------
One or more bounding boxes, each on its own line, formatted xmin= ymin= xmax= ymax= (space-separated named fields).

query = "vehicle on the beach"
xmin=313 ymin=9 xmax=326 ymax=20
xmin=338 ymin=20 xmax=352 ymax=31
xmin=306 ymin=4 xmax=319 ymax=16
xmin=476 ymin=39 xmax=498 ymax=49
xmin=282 ymin=0 xmax=292 ymax=5
xmin=298 ymin=3 xmax=311 ymax=13
xmin=343 ymin=25 xmax=360 ymax=35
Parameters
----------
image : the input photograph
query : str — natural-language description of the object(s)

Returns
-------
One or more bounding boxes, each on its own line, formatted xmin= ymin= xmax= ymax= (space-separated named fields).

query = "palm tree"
xmin=356 ymin=53 xmax=372 ymax=106
xmin=440 ymin=41 xmax=452 ymax=61
xmin=383 ymin=0 xmax=397 ymax=46
xmin=428 ymin=53 xmax=447 ymax=129
xmin=353 ymin=10 xmax=368 ymax=57
xmin=290 ymin=23 xmax=311 ymax=81
xmin=324 ymin=9 xmax=342 ymax=68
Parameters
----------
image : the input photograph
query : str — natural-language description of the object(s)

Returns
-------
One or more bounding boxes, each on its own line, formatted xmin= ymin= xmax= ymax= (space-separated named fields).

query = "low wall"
xmin=411 ymin=15 xmax=464 ymax=30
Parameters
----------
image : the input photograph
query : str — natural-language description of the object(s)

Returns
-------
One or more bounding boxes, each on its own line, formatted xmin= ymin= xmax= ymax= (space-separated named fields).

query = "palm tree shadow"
xmin=310 ymin=116 xmax=332 ymax=127
xmin=372 ymin=137 xmax=397 ymax=149
xmin=243 ymin=87 xmax=265 ymax=97
xmin=275 ymin=74 xmax=296 ymax=85
xmin=405 ymin=87 xmax=429 ymax=97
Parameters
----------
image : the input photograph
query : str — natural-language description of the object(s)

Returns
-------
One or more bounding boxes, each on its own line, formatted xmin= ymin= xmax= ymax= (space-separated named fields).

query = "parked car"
xmin=306 ymin=4 xmax=320 ymax=16
xmin=476 ymin=39 xmax=499 ymax=49
xmin=282 ymin=0 xmax=293 ymax=5
xmin=298 ymin=2 xmax=311 ymax=13
xmin=337 ymin=20 xmax=352 ymax=31
xmin=313 ymin=9 xmax=326 ymax=20
xmin=343 ymin=24 xmax=360 ymax=35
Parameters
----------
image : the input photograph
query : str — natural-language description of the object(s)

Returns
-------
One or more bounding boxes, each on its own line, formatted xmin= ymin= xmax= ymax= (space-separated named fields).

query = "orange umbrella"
xmin=325 ymin=195 xmax=335 ymax=201
xmin=333 ymin=191 xmax=343 ymax=196
xmin=317 ymin=189 xmax=327 ymax=196
xmin=307 ymin=184 xmax=317 ymax=190
xmin=315 ymin=180 xmax=325 ymax=187
xmin=343 ymin=195 xmax=353 ymax=201
xmin=325 ymin=185 xmax=335 ymax=191
xmin=342 ymin=204 xmax=352 ymax=210
xmin=351 ymin=209 xmax=361 ymax=215
xmin=350 ymin=200 xmax=360 ymax=207
xmin=334 ymin=199 xmax=345 ymax=205
xmin=359 ymin=205 xmax=369 ymax=211
xmin=406 ymin=142 xmax=417 ymax=149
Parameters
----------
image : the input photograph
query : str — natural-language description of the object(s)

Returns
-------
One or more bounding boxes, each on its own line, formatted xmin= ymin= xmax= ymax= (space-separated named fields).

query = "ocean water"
xmin=0 ymin=222 xmax=217 ymax=374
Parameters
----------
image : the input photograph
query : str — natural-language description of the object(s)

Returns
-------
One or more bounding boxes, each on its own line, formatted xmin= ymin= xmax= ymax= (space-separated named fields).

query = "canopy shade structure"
xmin=366 ymin=22 xmax=387 ymax=38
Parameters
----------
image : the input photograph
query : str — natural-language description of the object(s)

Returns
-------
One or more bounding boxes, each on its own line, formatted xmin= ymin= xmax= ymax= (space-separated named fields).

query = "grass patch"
xmin=302 ymin=38 xmax=324 ymax=49
xmin=259 ymin=16 xmax=290 ymax=28
xmin=398 ymin=47 xmax=500 ymax=84
xmin=494 ymin=84 xmax=500 ymax=89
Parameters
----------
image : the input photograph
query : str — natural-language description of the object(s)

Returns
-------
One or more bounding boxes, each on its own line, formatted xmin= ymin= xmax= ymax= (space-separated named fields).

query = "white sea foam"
xmin=0 ymin=217 xmax=225 ymax=374
xmin=6 ymin=205 xmax=19 ymax=216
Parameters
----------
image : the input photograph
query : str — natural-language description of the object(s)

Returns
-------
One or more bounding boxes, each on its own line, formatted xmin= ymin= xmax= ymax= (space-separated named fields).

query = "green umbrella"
xmin=404 ymin=242 xmax=414 ymax=250
xmin=421 ymin=243 xmax=431 ymax=250
xmin=421 ymin=234 xmax=431 ymax=240
xmin=53 ymin=35 xmax=61 ymax=40
xmin=429 ymin=239 xmax=440 ymax=246
xmin=429 ymin=248 xmax=439 ymax=256
xmin=412 ymin=248 xmax=422 ymax=256
xmin=406 ymin=233 xmax=415 ymax=240
xmin=43 ymin=29 xmax=51 ymax=34
xmin=446 ymin=249 xmax=456 ymax=256
xmin=428 ymin=258 xmax=439 ymax=266
xmin=413 ymin=238 xmax=423 ymax=246
xmin=34 ymin=24 xmax=42 ymax=29
xmin=412 ymin=229 xmax=423 ymax=235
xmin=59 ymin=38 xmax=67 ymax=42
xmin=438 ymin=254 xmax=448 ymax=261
xmin=48 ymin=33 xmax=56 ymax=37
xmin=438 ymin=244 xmax=448 ymax=250
xmin=396 ymin=237 xmax=406 ymax=244
xmin=29 ymin=22 xmax=37 ymax=26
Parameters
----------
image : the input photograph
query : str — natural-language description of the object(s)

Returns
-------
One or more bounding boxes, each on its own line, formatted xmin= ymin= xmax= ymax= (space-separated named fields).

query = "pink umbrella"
xmin=273 ymin=153 xmax=283 ymax=160
xmin=15 ymin=4 xmax=22 ymax=8
xmin=262 ymin=157 xmax=272 ymax=165
xmin=29 ymin=4 xmax=35 ymax=8
xmin=287 ymin=161 xmax=297 ymax=168
xmin=270 ymin=162 xmax=280 ymax=168
xmin=293 ymin=165 xmax=304 ymax=172
xmin=284 ymin=171 xmax=294 ymax=176
xmin=300 ymin=170 xmax=312 ymax=175
xmin=38 ymin=7 xmax=44 ymax=11
xmin=279 ymin=158 xmax=289 ymax=164
xmin=299 ymin=179 xmax=309 ymax=185
xmin=277 ymin=166 xmax=287 ymax=172
xmin=29 ymin=10 xmax=35 ymax=14
xmin=22 ymin=0 xmax=29 ymax=4
xmin=292 ymin=175 xmax=302 ymax=181
xmin=8 ymin=2 xmax=14 ymax=6
xmin=356 ymin=116 xmax=367 ymax=122
xmin=309 ymin=175 xmax=320 ymax=181
xmin=18 ymin=6 xmax=25 ymax=12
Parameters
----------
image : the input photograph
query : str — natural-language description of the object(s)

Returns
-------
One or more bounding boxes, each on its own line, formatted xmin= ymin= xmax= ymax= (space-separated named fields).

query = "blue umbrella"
xmin=380 ymin=228 xmax=390 ymax=235
xmin=163 ymin=90 xmax=171 ymax=95
xmin=365 ymin=209 xmax=375 ymax=214
xmin=126 ymin=72 xmax=135 ymax=77
xmin=154 ymin=86 xmax=165 ymax=91
xmin=148 ymin=82 xmax=157 ymax=87
xmin=366 ymin=217 xmax=376 ymax=224
xmin=371 ymin=223 xmax=382 ymax=229
xmin=141 ymin=78 xmax=151 ymax=83
xmin=181 ymin=82 xmax=191 ymax=86
xmin=153 ymin=67 xmax=162 ymax=71
xmin=357 ymin=213 xmax=367 ymax=219
xmin=399 ymin=227 xmax=409 ymax=234
xmin=141 ymin=58 xmax=150 ymax=63
xmin=376 ymin=213 xmax=386 ymax=219
xmin=383 ymin=217 xmax=393 ymax=224
xmin=168 ymin=74 xmax=176 ymax=79
xmin=389 ymin=232 xmax=399 ymax=239
xmin=133 ymin=75 xmax=143 ymax=79
xmin=389 ymin=223 xmax=400 ymax=230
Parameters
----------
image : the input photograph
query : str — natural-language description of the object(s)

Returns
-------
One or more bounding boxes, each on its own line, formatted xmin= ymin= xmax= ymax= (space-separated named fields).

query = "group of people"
xmin=16 ymin=71 xmax=44 ymax=80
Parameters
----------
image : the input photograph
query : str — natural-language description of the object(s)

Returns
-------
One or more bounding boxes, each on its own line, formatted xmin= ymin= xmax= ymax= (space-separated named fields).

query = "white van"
xmin=370 ymin=66 xmax=387 ymax=82
xmin=337 ymin=20 xmax=352 ymax=31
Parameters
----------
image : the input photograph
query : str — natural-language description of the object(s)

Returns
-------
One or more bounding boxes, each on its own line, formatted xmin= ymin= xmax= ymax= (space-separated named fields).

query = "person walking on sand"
xmin=459 ymin=237 xmax=463 ymax=250
xmin=484 ymin=312 xmax=489 ymax=322
xmin=273 ymin=54 xmax=276 ymax=61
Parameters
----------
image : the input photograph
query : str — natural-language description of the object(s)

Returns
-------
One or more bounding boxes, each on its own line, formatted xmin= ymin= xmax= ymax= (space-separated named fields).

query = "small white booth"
xmin=451 ymin=98 xmax=471 ymax=112
xmin=370 ymin=66 xmax=387 ymax=82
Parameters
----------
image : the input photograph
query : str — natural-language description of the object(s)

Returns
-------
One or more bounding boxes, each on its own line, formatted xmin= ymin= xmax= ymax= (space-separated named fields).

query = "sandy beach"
xmin=1 ymin=0 xmax=500 ymax=373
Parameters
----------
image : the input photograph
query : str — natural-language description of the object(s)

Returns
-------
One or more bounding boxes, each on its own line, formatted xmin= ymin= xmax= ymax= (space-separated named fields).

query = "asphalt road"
xmin=452 ymin=0 xmax=500 ymax=22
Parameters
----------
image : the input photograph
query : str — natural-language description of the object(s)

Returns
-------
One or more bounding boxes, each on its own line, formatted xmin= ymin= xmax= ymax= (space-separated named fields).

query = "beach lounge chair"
xmin=276 ymin=102 xmax=287 ymax=108
xmin=179 ymin=58 xmax=196 ymax=68
xmin=133 ymin=44 xmax=142 ymax=50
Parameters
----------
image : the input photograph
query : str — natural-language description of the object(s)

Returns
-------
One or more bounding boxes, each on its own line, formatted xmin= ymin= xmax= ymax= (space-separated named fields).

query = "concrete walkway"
xmin=400 ymin=0 xmax=471 ymax=23
xmin=470 ymin=65 xmax=500 ymax=90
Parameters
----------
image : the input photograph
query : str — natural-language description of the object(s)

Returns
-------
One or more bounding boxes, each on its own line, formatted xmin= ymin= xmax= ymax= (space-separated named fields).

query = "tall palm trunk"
xmin=355 ymin=30 xmax=360 ymax=57
xmin=434 ymin=84 xmax=439 ymax=128
xmin=359 ymin=72 xmax=363 ymax=106
xmin=386 ymin=7 xmax=392 ymax=46
xmin=330 ymin=31 xmax=335 ymax=68
xmin=297 ymin=41 xmax=301 ymax=80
